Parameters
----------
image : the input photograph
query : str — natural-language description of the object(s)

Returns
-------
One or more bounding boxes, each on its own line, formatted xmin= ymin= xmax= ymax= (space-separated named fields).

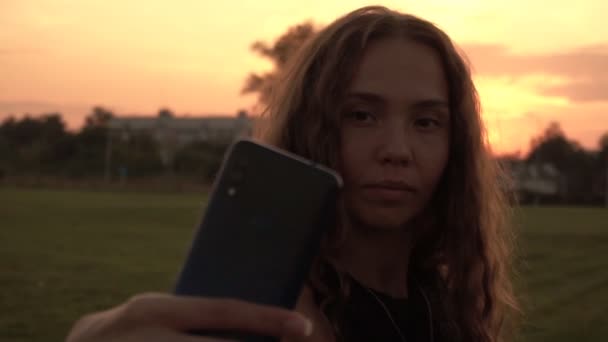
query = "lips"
xmin=361 ymin=181 xmax=417 ymax=202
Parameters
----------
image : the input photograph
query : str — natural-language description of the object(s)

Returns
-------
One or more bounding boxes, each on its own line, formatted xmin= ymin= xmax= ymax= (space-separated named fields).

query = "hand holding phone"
xmin=66 ymin=292 xmax=313 ymax=342
xmin=174 ymin=139 xmax=342 ymax=341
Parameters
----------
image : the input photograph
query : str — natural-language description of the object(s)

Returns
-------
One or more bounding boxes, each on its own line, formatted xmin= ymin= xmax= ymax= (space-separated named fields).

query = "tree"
xmin=84 ymin=106 xmax=114 ymax=129
xmin=527 ymin=122 xmax=597 ymax=203
xmin=527 ymin=122 xmax=574 ymax=164
xmin=599 ymin=133 xmax=608 ymax=153
xmin=158 ymin=108 xmax=174 ymax=118
xmin=111 ymin=131 xmax=163 ymax=179
xmin=173 ymin=141 xmax=229 ymax=183
xmin=0 ymin=113 xmax=72 ymax=176
xmin=71 ymin=107 xmax=116 ymax=179
xmin=242 ymin=22 xmax=318 ymax=106
xmin=599 ymin=133 xmax=608 ymax=206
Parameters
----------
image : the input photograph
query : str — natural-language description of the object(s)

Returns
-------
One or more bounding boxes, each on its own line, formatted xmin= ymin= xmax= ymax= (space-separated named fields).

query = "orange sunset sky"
xmin=1 ymin=0 xmax=607 ymax=155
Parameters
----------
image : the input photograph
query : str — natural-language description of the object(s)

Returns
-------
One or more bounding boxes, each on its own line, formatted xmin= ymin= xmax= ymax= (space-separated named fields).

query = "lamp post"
xmin=104 ymin=129 xmax=113 ymax=183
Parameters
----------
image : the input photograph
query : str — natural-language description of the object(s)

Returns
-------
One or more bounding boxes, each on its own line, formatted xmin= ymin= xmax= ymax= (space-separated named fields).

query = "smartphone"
xmin=174 ymin=139 xmax=342 ymax=341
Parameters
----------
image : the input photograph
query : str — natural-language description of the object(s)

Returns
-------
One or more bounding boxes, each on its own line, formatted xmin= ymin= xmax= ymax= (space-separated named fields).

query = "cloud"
xmin=461 ymin=43 xmax=608 ymax=102
xmin=542 ymin=79 xmax=608 ymax=102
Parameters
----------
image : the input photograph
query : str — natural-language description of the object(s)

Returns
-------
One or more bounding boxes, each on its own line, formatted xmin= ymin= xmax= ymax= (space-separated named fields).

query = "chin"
xmin=353 ymin=205 xmax=418 ymax=232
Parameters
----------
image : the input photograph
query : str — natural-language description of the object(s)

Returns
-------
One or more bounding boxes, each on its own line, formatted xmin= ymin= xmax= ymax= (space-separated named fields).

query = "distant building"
xmin=107 ymin=110 xmax=253 ymax=166
xmin=515 ymin=163 xmax=561 ymax=195
xmin=499 ymin=158 xmax=563 ymax=203
xmin=108 ymin=110 xmax=252 ymax=144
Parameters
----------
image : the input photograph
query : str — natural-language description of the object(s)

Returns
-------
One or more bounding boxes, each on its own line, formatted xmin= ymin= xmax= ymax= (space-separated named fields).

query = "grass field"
xmin=1 ymin=188 xmax=607 ymax=342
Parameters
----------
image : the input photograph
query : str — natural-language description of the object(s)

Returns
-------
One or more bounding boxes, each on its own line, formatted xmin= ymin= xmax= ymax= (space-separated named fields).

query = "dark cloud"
xmin=460 ymin=43 xmax=608 ymax=102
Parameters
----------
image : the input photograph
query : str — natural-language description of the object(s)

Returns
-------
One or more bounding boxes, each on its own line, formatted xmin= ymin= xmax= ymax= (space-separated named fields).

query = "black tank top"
xmin=311 ymin=262 xmax=438 ymax=342
xmin=341 ymin=275 xmax=434 ymax=342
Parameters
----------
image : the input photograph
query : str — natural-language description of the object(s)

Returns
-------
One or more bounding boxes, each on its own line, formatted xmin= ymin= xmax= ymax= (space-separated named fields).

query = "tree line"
xmin=0 ymin=107 xmax=229 ymax=187
xmin=1 ymin=107 xmax=607 ymax=204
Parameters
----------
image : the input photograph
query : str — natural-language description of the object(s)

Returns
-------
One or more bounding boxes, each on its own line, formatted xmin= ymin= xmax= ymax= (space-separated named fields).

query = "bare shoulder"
xmin=282 ymin=285 xmax=336 ymax=342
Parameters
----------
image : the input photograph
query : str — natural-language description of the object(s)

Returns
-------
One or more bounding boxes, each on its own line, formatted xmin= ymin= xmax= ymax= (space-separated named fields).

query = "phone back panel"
xmin=174 ymin=139 xmax=341 ymax=311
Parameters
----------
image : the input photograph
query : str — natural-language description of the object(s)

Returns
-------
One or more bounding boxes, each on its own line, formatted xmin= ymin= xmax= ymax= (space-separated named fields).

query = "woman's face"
xmin=339 ymin=38 xmax=450 ymax=231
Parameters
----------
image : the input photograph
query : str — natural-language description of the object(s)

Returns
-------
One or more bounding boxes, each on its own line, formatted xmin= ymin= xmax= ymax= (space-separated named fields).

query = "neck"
xmin=331 ymin=221 xmax=414 ymax=298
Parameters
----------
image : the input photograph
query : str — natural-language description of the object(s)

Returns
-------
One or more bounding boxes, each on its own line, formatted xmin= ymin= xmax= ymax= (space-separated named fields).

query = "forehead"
xmin=348 ymin=38 xmax=448 ymax=102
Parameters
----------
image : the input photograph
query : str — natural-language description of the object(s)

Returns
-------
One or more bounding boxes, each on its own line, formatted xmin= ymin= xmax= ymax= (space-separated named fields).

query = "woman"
xmin=67 ymin=6 xmax=519 ymax=342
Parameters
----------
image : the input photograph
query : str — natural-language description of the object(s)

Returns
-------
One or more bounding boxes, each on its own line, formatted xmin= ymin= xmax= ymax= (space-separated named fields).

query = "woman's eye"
xmin=415 ymin=117 xmax=440 ymax=130
xmin=345 ymin=110 xmax=375 ymax=123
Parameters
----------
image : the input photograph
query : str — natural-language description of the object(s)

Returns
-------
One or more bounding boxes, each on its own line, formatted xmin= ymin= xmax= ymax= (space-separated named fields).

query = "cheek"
xmin=338 ymin=129 xmax=369 ymax=179
xmin=339 ymin=148 xmax=358 ymax=184
xmin=415 ymin=140 xmax=449 ymax=189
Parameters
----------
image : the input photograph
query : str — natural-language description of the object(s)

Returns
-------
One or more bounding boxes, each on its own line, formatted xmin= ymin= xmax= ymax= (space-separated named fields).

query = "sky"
xmin=1 ymin=0 xmax=607 ymax=155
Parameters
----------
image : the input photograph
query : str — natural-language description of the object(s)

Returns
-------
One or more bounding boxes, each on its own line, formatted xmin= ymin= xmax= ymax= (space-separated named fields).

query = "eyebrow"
xmin=346 ymin=91 xmax=387 ymax=105
xmin=346 ymin=91 xmax=449 ymax=111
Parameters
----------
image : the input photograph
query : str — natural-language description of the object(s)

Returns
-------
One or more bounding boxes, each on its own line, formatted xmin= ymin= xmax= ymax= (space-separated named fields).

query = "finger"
xmin=173 ymin=297 xmax=313 ymax=338
xmin=118 ymin=293 xmax=313 ymax=338
xmin=128 ymin=326 xmax=237 ymax=342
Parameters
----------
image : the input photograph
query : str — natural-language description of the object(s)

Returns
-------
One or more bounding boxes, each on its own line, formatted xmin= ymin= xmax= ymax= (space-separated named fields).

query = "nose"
xmin=377 ymin=123 xmax=413 ymax=166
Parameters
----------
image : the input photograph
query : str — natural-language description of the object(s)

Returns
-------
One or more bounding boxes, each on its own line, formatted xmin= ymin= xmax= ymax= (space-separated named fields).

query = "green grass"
xmin=1 ymin=188 xmax=607 ymax=342
xmin=0 ymin=188 xmax=205 ymax=342
xmin=515 ymin=207 xmax=608 ymax=341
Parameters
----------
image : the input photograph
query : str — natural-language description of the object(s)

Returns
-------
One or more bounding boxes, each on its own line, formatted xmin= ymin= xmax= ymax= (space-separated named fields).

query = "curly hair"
xmin=255 ymin=6 xmax=520 ymax=342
